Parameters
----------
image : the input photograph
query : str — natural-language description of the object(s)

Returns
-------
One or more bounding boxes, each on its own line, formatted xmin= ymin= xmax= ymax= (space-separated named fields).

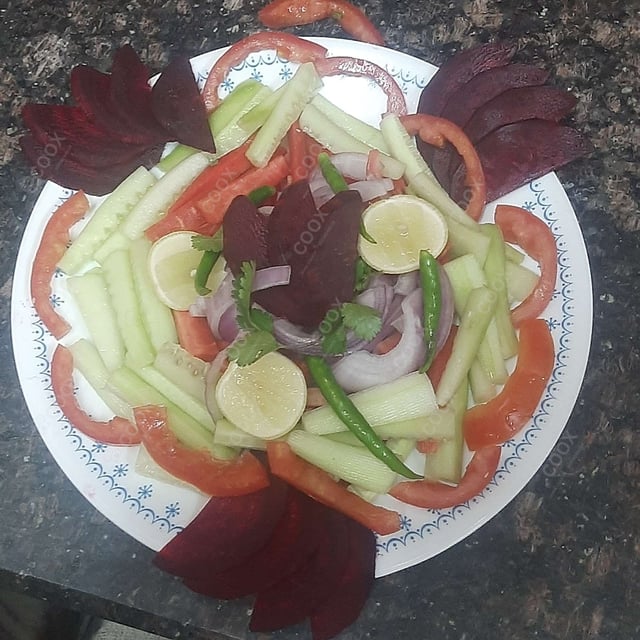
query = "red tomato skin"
xmin=202 ymin=33 xmax=327 ymax=111
xmin=400 ymin=113 xmax=487 ymax=222
xmin=134 ymin=405 xmax=269 ymax=497
xmin=464 ymin=318 xmax=555 ymax=450
xmin=172 ymin=310 xmax=221 ymax=362
xmin=31 ymin=191 xmax=90 ymax=339
xmin=389 ymin=445 xmax=501 ymax=509
xmin=494 ymin=204 xmax=558 ymax=327
xmin=266 ymin=441 xmax=401 ymax=535
xmin=51 ymin=345 xmax=141 ymax=445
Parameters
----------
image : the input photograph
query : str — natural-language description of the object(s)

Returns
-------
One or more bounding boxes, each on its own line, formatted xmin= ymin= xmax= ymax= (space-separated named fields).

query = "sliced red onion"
xmin=204 ymin=270 xmax=235 ymax=340
xmin=330 ymin=152 xmax=369 ymax=181
xmin=394 ymin=271 xmax=419 ymax=296
xmin=217 ymin=305 xmax=240 ymax=343
xmin=348 ymin=178 xmax=394 ymax=202
xmin=253 ymin=265 xmax=291 ymax=291
xmin=272 ymin=319 xmax=325 ymax=356
xmin=435 ymin=266 xmax=455 ymax=353
xmin=258 ymin=205 xmax=274 ymax=216
xmin=331 ymin=288 xmax=426 ymax=393
xmin=189 ymin=296 xmax=208 ymax=317
xmin=310 ymin=183 xmax=335 ymax=209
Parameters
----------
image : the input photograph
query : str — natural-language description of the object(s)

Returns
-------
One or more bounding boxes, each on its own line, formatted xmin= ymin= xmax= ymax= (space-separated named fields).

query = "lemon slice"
xmin=358 ymin=194 xmax=448 ymax=273
xmin=148 ymin=231 xmax=226 ymax=310
xmin=215 ymin=352 xmax=307 ymax=440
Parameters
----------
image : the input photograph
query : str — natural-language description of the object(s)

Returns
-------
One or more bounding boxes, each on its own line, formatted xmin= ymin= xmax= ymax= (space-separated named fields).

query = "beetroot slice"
xmin=309 ymin=518 xmax=376 ymax=640
xmin=109 ymin=45 xmax=168 ymax=143
xmin=153 ymin=477 xmax=288 ymax=581
xmin=183 ymin=489 xmax=325 ymax=600
xmin=254 ymin=187 xmax=364 ymax=328
xmin=151 ymin=56 xmax=215 ymax=153
xmin=69 ymin=65 xmax=160 ymax=145
xmin=449 ymin=119 xmax=593 ymax=203
xmin=222 ymin=195 xmax=270 ymax=273
xmin=20 ymin=134 xmax=162 ymax=196
xmin=249 ymin=505 xmax=351 ymax=632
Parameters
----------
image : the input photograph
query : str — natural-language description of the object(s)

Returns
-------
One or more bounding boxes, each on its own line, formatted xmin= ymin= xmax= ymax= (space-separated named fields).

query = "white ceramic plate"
xmin=11 ymin=37 xmax=592 ymax=578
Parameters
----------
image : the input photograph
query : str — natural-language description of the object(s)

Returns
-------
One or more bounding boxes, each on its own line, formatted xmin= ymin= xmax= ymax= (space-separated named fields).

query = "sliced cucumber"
xmin=468 ymin=358 xmax=496 ymax=404
xmin=246 ymin=62 xmax=322 ymax=168
xmin=506 ymin=260 xmax=539 ymax=303
xmin=120 ymin=152 xmax=211 ymax=240
xmin=128 ymin=237 xmax=177 ymax=351
xmin=67 ymin=269 xmax=125 ymax=372
xmin=58 ymin=167 xmax=156 ymax=275
xmin=213 ymin=417 xmax=267 ymax=451
xmin=236 ymin=85 xmax=284 ymax=135
xmin=157 ymin=145 xmax=198 ymax=173
xmin=101 ymin=249 xmax=155 ymax=370
xmin=153 ymin=342 xmax=207 ymax=403
xmin=94 ymin=230 xmax=131 ymax=264
xmin=210 ymin=78 xmax=265 ymax=137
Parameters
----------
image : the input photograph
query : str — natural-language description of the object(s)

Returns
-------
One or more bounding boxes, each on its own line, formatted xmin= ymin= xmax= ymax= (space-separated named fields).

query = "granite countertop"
xmin=1 ymin=1 xmax=639 ymax=638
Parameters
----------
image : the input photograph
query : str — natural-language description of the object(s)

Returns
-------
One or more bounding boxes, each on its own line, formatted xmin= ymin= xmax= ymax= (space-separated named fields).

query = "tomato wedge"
xmin=31 ymin=191 xmax=90 ymax=339
xmin=494 ymin=204 xmax=558 ymax=327
xmin=389 ymin=445 xmax=501 ymax=509
xmin=51 ymin=345 xmax=140 ymax=445
xmin=134 ymin=405 xmax=269 ymax=496
xmin=314 ymin=56 xmax=407 ymax=115
xmin=266 ymin=441 xmax=401 ymax=535
xmin=400 ymin=113 xmax=487 ymax=222
xmin=172 ymin=310 xmax=221 ymax=362
xmin=464 ymin=318 xmax=555 ymax=450
xmin=202 ymin=32 xmax=328 ymax=111
xmin=259 ymin=0 xmax=385 ymax=46
xmin=287 ymin=122 xmax=318 ymax=182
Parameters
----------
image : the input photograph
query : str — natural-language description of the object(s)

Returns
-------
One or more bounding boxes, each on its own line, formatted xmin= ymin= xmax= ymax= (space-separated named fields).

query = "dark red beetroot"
xmin=428 ymin=64 xmax=550 ymax=186
xmin=449 ymin=119 xmax=593 ymax=203
xmin=20 ymin=134 xmax=162 ymax=196
xmin=221 ymin=195 xmax=270 ymax=272
xmin=151 ymin=56 xmax=216 ymax=154
xmin=309 ymin=518 xmax=377 ymax=640
xmin=249 ymin=505 xmax=351 ymax=632
xmin=153 ymin=477 xmax=288 ymax=581
xmin=184 ymin=489 xmax=325 ymax=600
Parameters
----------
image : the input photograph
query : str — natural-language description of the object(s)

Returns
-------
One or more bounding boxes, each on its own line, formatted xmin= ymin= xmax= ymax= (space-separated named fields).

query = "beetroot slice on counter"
xmin=449 ymin=119 xmax=593 ymax=203
xmin=309 ymin=518 xmax=377 ymax=640
xmin=151 ymin=56 xmax=216 ymax=154
xmin=153 ymin=477 xmax=288 ymax=581
xmin=20 ymin=134 xmax=162 ymax=196
xmin=249 ymin=505 xmax=351 ymax=632
xmin=184 ymin=489 xmax=325 ymax=600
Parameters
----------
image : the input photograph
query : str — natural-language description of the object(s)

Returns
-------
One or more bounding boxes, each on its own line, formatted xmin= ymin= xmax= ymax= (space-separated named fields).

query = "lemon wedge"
xmin=148 ymin=231 xmax=226 ymax=310
xmin=358 ymin=194 xmax=448 ymax=273
xmin=215 ymin=352 xmax=307 ymax=440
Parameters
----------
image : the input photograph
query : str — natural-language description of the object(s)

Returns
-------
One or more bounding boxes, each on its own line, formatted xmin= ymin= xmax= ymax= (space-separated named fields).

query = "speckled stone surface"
xmin=1 ymin=1 xmax=639 ymax=639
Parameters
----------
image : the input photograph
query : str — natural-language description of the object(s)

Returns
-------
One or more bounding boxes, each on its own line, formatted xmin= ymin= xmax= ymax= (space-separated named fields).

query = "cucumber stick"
xmin=506 ymin=260 xmax=539 ymax=302
xmin=101 ymin=249 xmax=155 ymax=370
xmin=67 ymin=270 xmax=125 ymax=372
xmin=468 ymin=358 xmax=496 ymax=404
xmin=58 ymin=166 xmax=156 ymax=275
xmin=436 ymin=285 xmax=497 ymax=406
xmin=287 ymin=430 xmax=398 ymax=495
xmin=302 ymin=372 xmax=437 ymax=435
xmin=157 ymin=145 xmax=198 ymax=173
xmin=153 ymin=342 xmax=207 ymax=403
xmin=213 ymin=418 xmax=267 ymax=451
xmin=128 ymin=238 xmax=177 ymax=351
xmin=120 ymin=152 xmax=211 ymax=239
xmin=210 ymin=78 xmax=264 ymax=137
xmin=246 ymin=62 xmax=322 ymax=167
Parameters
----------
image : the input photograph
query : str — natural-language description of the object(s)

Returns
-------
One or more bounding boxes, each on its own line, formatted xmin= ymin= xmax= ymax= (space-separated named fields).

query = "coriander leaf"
xmin=322 ymin=324 xmax=348 ymax=355
xmin=232 ymin=261 xmax=256 ymax=331
xmin=341 ymin=302 xmax=382 ymax=341
xmin=250 ymin=308 xmax=273 ymax=332
xmin=191 ymin=230 xmax=223 ymax=252
xmin=354 ymin=257 xmax=374 ymax=294
xmin=228 ymin=330 xmax=278 ymax=367
xmin=318 ymin=306 xmax=343 ymax=337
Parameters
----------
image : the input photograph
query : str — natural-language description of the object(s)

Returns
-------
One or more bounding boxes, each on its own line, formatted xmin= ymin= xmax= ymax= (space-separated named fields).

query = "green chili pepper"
xmin=318 ymin=152 xmax=348 ymax=193
xmin=194 ymin=250 xmax=219 ymax=296
xmin=248 ymin=184 xmax=276 ymax=206
xmin=418 ymin=249 xmax=441 ymax=373
xmin=305 ymin=355 xmax=423 ymax=480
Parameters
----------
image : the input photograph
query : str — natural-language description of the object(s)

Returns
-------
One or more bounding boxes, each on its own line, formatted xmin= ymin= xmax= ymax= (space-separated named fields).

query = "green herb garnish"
xmin=319 ymin=302 xmax=382 ymax=355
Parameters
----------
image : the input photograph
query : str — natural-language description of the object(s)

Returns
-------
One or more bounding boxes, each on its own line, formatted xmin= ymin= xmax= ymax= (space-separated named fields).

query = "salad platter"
xmin=11 ymin=36 xmax=592 ymax=579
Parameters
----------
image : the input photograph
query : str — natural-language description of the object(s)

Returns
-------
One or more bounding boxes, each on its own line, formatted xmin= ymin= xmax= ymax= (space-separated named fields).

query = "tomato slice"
xmin=51 ymin=345 xmax=140 ymax=445
xmin=202 ymin=32 xmax=328 ymax=111
xmin=287 ymin=122 xmax=318 ymax=182
xmin=400 ymin=113 xmax=487 ymax=222
xmin=259 ymin=0 xmax=385 ymax=46
xmin=134 ymin=405 xmax=269 ymax=496
xmin=389 ymin=445 xmax=501 ymax=509
xmin=31 ymin=191 xmax=90 ymax=339
xmin=464 ymin=317 xmax=555 ymax=450
xmin=314 ymin=56 xmax=407 ymax=115
xmin=266 ymin=441 xmax=401 ymax=535
xmin=172 ymin=310 xmax=221 ymax=362
xmin=494 ymin=204 xmax=558 ymax=327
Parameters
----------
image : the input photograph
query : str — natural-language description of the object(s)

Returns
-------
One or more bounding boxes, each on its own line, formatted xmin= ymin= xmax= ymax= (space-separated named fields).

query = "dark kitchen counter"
xmin=1 ymin=1 xmax=639 ymax=639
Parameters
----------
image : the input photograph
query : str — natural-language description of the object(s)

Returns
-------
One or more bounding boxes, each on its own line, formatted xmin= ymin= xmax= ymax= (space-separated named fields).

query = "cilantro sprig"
xmin=319 ymin=302 xmax=383 ymax=355
xmin=227 ymin=261 xmax=278 ymax=366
